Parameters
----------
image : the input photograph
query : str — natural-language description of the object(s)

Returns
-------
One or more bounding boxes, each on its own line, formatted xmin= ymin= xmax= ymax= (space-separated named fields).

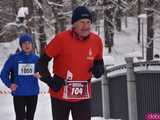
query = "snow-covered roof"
xmin=138 ymin=14 xmax=147 ymax=19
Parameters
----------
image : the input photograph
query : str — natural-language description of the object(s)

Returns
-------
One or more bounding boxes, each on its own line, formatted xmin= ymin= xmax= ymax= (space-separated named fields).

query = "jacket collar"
xmin=20 ymin=51 xmax=33 ymax=57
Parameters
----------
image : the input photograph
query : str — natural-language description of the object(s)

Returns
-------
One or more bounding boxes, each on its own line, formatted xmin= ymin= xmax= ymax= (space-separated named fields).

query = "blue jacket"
xmin=0 ymin=51 xmax=39 ymax=96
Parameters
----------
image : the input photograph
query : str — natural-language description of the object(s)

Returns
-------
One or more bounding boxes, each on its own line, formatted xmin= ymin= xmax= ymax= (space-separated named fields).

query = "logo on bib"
xmin=86 ymin=48 xmax=94 ymax=60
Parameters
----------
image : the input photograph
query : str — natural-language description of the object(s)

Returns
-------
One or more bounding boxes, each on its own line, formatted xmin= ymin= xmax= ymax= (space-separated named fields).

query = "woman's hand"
xmin=33 ymin=72 xmax=42 ymax=79
xmin=10 ymin=83 xmax=17 ymax=92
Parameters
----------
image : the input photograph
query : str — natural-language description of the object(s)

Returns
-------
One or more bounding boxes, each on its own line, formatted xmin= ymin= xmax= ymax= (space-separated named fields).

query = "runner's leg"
xmin=71 ymin=99 xmax=91 ymax=120
xmin=13 ymin=96 xmax=26 ymax=120
xmin=51 ymin=97 xmax=70 ymax=120
xmin=26 ymin=96 xmax=38 ymax=120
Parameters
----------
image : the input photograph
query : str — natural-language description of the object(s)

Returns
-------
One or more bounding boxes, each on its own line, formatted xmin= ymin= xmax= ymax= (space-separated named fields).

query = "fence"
xmin=91 ymin=58 xmax=160 ymax=120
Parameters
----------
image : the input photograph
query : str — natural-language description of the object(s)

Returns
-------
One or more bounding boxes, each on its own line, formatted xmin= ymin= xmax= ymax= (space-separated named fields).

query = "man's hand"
xmin=90 ymin=59 xmax=105 ymax=78
xmin=10 ymin=83 xmax=17 ymax=92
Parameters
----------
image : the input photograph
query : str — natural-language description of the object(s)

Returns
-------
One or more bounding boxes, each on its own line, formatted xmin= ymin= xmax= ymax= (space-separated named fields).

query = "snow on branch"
xmin=108 ymin=0 xmax=138 ymax=13
xmin=145 ymin=8 xmax=160 ymax=16
xmin=46 ymin=0 xmax=64 ymax=7
xmin=58 ymin=11 xmax=72 ymax=17
xmin=80 ymin=0 xmax=89 ymax=6
xmin=96 ymin=0 xmax=103 ymax=5
xmin=42 ymin=16 xmax=55 ymax=31
xmin=107 ymin=0 xmax=125 ymax=9
xmin=104 ymin=16 xmax=114 ymax=27
xmin=34 ymin=0 xmax=43 ymax=9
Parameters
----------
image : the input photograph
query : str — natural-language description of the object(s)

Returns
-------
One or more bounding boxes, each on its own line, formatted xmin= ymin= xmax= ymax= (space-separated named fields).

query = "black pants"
xmin=51 ymin=97 xmax=91 ymax=120
xmin=13 ymin=96 xmax=38 ymax=120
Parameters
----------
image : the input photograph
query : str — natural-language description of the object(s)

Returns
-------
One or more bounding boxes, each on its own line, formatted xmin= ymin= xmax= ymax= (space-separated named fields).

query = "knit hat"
xmin=19 ymin=33 xmax=32 ymax=46
xmin=71 ymin=6 xmax=92 ymax=24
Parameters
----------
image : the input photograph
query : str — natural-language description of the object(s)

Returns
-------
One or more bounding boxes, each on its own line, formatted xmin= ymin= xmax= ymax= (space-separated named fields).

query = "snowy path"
xmin=0 ymin=82 xmax=105 ymax=120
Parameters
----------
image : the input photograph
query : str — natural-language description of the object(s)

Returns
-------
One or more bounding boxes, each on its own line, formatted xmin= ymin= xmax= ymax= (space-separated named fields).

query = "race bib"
xmin=63 ymin=81 xmax=90 ymax=99
xmin=18 ymin=63 xmax=35 ymax=76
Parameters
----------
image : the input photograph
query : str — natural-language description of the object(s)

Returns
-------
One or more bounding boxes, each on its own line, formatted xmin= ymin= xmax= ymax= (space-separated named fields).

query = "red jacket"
xmin=45 ymin=29 xmax=103 ymax=102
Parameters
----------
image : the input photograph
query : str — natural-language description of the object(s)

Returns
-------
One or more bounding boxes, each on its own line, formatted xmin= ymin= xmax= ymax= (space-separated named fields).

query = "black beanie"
xmin=71 ymin=6 xmax=92 ymax=24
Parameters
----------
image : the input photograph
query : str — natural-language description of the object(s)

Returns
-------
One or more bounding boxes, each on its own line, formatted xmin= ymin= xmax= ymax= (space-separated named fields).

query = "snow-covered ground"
xmin=0 ymin=17 xmax=160 ymax=120
xmin=104 ymin=17 xmax=144 ymax=65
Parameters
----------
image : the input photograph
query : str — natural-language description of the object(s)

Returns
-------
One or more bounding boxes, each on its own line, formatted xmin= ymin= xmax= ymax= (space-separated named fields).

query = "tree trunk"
xmin=137 ymin=0 xmax=141 ymax=44
xmin=52 ymin=0 xmax=66 ymax=34
xmin=125 ymin=13 xmax=128 ymax=28
xmin=103 ymin=1 xmax=114 ymax=53
xmin=37 ymin=0 xmax=47 ymax=56
xmin=146 ymin=0 xmax=154 ymax=61
xmin=115 ymin=0 xmax=122 ymax=32
xmin=52 ymin=7 xmax=59 ymax=34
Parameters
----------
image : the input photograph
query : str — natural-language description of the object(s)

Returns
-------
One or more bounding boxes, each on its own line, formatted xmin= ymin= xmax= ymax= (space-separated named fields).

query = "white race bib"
xmin=18 ymin=63 xmax=35 ymax=76
xmin=63 ymin=81 xmax=90 ymax=99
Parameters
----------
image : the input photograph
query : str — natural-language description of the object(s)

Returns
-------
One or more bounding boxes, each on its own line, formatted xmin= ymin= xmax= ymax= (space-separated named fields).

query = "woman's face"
xmin=21 ymin=41 xmax=33 ymax=53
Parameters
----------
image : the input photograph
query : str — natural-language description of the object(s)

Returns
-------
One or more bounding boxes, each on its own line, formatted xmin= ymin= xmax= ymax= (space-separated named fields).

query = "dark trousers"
xmin=50 ymin=97 xmax=91 ymax=120
xmin=13 ymin=96 xmax=38 ymax=120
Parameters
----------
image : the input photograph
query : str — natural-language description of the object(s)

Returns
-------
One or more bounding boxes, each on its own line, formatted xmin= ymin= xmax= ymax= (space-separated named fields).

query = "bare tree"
xmin=47 ymin=0 xmax=66 ymax=34
xmin=34 ymin=0 xmax=47 ymax=55
xmin=115 ymin=0 xmax=122 ymax=31
xmin=103 ymin=1 xmax=114 ymax=53
xmin=0 ymin=0 xmax=16 ymax=31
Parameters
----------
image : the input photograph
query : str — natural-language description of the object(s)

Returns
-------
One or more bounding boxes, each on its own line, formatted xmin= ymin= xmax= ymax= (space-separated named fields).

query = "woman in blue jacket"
xmin=0 ymin=33 xmax=39 ymax=120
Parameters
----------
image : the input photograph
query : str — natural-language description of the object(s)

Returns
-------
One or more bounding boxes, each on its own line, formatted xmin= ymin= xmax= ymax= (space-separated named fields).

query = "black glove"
xmin=91 ymin=59 xmax=105 ymax=78
xmin=40 ymin=75 xmax=65 ymax=92
xmin=35 ymin=54 xmax=63 ymax=91
xmin=35 ymin=53 xmax=64 ymax=91
xmin=35 ymin=53 xmax=52 ymax=77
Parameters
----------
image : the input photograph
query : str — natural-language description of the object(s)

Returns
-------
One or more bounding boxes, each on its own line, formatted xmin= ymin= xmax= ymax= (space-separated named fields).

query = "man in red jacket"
xmin=35 ymin=6 xmax=104 ymax=120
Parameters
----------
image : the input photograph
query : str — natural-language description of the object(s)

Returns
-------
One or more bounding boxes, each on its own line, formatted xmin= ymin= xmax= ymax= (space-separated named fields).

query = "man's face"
xmin=73 ymin=18 xmax=91 ymax=37
xmin=21 ymin=41 xmax=33 ymax=53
